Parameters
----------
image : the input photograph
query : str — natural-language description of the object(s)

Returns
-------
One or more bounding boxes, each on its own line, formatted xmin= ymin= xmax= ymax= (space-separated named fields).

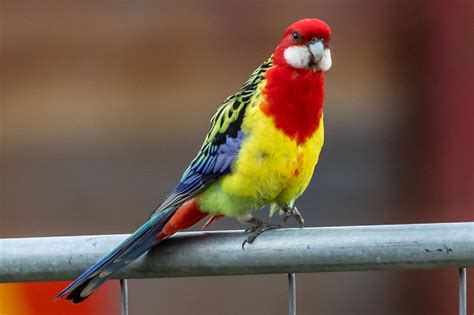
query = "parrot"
xmin=57 ymin=18 xmax=332 ymax=303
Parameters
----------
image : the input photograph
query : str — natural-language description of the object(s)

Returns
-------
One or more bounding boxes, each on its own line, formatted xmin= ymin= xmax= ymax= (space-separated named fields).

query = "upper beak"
xmin=308 ymin=40 xmax=324 ymax=63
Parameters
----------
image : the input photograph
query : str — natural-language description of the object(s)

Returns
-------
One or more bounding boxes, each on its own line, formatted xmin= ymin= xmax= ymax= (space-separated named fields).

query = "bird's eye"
xmin=292 ymin=31 xmax=300 ymax=41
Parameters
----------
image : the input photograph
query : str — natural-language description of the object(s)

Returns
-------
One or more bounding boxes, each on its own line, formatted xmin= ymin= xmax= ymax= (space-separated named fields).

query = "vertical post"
xmin=459 ymin=268 xmax=466 ymax=315
xmin=288 ymin=273 xmax=296 ymax=315
xmin=120 ymin=279 xmax=129 ymax=315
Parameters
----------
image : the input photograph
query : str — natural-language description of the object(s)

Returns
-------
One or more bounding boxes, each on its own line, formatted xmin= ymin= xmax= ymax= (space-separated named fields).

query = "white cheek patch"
xmin=318 ymin=48 xmax=332 ymax=71
xmin=283 ymin=46 xmax=311 ymax=69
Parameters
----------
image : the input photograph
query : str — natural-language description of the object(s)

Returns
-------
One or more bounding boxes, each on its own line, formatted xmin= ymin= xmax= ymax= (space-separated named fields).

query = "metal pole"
xmin=288 ymin=273 xmax=296 ymax=315
xmin=120 ymin=279 xmax=129 ymax=315
xmin=1 ymin=223 xmax=474 ymax=282
xmin=458 ymin=268 xmax=466 ymax=315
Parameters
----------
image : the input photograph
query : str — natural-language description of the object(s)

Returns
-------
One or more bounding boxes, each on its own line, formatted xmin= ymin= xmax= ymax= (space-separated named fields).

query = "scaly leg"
xmin=281 ymin=205 xmax=304 ymax=227
xmin=241 ymin=217 xmax=282 ymax=249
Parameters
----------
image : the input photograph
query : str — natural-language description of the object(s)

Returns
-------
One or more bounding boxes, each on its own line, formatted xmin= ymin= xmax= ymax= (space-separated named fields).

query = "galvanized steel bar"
xmin=458 ymin=267 xmax=467 ymax=315
xmin=120 ymin=279 xmax=129 ymax=315
xmin=0 ymin=223 xmax=473 ymax=283
xmin=288 ymin=273 xmax=296 ymax=315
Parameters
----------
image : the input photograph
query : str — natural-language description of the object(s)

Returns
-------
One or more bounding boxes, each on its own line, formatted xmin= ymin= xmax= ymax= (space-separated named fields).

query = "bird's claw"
xmin=281 ymin=206 xmax=304 ymax=227
xmin=242 ymin=218 xmax=282 ymax=250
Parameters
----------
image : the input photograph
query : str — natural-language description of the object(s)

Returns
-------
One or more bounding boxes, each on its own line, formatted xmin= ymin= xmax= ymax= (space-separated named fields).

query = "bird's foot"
xmin=281 ymin=205 xmax=304 ymax=227
xmin=242 ymin=217 xmax=282 ymax=249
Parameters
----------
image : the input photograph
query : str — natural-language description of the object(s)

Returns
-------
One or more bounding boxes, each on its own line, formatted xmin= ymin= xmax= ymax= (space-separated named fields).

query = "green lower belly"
xmin=197 ymin=181 xmax=265 ymax=217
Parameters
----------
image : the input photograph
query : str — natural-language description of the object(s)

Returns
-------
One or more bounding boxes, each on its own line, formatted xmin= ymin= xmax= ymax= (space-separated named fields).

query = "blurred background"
xmin=1 ymin=0 xmax=472 ymax=314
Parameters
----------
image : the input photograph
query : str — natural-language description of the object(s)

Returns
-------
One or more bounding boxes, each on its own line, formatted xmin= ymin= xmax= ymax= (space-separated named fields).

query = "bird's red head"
xmin=273 ymin=18 xmax=332 ymax=72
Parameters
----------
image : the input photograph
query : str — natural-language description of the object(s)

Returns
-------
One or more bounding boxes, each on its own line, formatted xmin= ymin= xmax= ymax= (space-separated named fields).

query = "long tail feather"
xmin=56 ymin=208 xmax=176 ymax=303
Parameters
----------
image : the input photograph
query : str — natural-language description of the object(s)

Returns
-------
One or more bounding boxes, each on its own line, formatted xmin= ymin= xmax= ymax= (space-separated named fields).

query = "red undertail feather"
xmin=157 ymin=199 xmax=207 ymax=240
xmin=202 ymin=215 xmax=224 ymax=229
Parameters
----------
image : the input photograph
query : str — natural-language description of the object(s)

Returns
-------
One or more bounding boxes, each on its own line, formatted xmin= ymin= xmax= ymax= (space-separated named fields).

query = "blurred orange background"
xmin=1 ymin=1 xmax=472 ymax=314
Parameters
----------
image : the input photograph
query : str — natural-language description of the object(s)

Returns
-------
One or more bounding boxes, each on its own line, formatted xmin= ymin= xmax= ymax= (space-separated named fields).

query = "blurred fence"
xmin=1 ymin=223 xmax=472 ymax=315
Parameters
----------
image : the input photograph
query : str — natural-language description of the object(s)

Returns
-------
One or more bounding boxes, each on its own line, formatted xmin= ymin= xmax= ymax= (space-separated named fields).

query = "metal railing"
xmin=1 ymin=222 xmax=473 ymax=314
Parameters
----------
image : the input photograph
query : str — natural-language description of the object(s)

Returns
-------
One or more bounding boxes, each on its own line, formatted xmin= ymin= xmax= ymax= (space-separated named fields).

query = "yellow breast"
xmin=220 ymin=104 xmax=324 ymax=209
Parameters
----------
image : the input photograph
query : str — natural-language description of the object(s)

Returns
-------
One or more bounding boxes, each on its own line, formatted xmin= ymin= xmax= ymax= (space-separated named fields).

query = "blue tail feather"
xmin=56 ymin=208 xmax=176 ymax=303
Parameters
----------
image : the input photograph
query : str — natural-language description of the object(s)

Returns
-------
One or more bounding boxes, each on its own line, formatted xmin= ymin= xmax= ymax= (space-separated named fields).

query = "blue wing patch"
xmin=154 ymin=128 xmax=245 ymax=216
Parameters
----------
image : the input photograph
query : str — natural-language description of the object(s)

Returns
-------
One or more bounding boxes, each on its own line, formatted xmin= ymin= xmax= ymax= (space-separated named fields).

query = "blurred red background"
xmin=1 ymin=1 xmax=472 ymax=314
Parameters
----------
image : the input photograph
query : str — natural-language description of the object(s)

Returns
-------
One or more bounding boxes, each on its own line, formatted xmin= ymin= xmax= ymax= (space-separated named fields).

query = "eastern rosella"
xmin=57 ymin=18 xmax=332 ymax=303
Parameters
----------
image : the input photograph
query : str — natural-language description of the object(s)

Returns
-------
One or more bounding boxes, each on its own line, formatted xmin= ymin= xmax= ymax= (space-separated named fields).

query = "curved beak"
xmin=308 ymin=40 xmax=324 ymax=63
